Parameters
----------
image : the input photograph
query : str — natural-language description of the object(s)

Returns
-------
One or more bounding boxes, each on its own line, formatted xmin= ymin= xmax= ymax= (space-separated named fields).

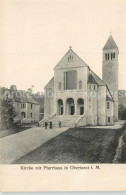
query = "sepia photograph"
xmin=0 ymin=0 xmax=126 ymax=191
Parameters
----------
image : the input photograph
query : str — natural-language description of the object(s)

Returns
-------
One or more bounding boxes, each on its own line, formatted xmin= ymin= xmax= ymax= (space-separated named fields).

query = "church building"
xmin=43 ymin=35 xmax=119 ymax=127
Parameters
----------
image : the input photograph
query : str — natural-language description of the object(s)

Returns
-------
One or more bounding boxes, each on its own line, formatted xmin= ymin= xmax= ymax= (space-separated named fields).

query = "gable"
xmin=44 ymin=77 xmax=54 ymax=89
xmin=54 ymin=49 xmax=88 ymax=70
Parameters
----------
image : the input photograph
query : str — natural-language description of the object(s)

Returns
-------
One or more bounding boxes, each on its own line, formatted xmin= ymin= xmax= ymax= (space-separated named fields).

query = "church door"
xmin=80 ymin=107 xmax=84 ymax=115
xmin=71 ymin=106 xmax=75 ymax=115
xmin=61 ymin=107 xmax=63 ymax=115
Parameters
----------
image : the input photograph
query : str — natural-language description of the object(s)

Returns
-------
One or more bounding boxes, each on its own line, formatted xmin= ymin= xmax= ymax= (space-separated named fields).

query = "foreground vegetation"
xmin=117 ymin=129 xmax=126 ymax=163
xmin=14 ymin=123 xmax=126 ymax=164
xmin=0 ymin=125 xmax=31 ymax=138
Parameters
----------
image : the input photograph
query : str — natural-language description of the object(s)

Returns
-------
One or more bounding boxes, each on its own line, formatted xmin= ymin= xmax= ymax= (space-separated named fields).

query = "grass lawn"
xmin=0 ymin=126 xmax=31 ymax=138
xmin=14 ymin=123 xmax=126 ymax=164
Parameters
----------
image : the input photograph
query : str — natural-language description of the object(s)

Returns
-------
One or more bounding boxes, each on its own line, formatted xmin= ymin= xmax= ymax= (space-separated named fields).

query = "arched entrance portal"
xmin=57 ymin=99 xmax=63 ymax=115
xmin=77 ymin=98 xmax=84 ymax=115
xmin=66 ymin=98 xmax=75 ymax=115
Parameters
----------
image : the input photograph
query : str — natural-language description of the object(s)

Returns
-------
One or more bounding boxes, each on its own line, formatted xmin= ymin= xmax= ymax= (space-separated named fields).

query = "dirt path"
xmin=0 ymin=126 xmax=68 ymax=164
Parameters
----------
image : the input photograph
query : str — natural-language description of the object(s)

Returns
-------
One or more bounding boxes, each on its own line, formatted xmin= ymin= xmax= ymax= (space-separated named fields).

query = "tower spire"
xmin=102 ymin=35 xmax=119 ymax=122
xmin=103 ymin=35 xmax=118 ymax=50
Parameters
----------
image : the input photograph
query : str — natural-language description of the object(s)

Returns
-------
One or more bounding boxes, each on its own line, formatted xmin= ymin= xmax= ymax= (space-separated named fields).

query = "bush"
xmin=1 ymin=97 xmax=16 ymax=129
xmin=118 ymin=104 xmax=126 ymax=120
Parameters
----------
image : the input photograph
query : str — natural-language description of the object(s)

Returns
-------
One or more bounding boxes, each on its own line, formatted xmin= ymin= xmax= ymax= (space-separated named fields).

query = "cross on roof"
xmin=69 ymin=46 xmax=72 ymax=49
xmin=110 ymin=30 xmax=112 ymax=35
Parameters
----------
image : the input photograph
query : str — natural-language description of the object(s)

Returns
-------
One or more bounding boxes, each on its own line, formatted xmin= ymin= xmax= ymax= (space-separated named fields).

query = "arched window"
xmin=107 ymin=102 xmax=110 ymax=109
xmin=59 ymin=82 xmax=61 ymax=90
xmin=108 ymin=53 xmax=109 ymax=60
xmin=31 ymin=113 xmax=32 ymax=118
xmin=105 ymin=53 xmax=107 ymax=60
xmin=79 ymin=81 xmax=82 ymax=89
xmin=70 ymin=55 xmax=71 ymax=61
xmin=68 ymin=56 xmax=73 ymax=62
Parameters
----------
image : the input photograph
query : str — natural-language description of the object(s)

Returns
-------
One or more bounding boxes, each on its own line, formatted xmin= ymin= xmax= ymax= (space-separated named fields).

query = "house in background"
xmin=1 ymin=86 xmax=40 ymax=124
xmin=13 ymin=93 xmax=40 ymax=123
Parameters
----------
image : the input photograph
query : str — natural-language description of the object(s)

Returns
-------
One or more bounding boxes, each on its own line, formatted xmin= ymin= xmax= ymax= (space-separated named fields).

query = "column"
xmin=74 ymin=100 xmax=77 ymax=115
xmin=63 ymin=99 xmax=66 ymax=115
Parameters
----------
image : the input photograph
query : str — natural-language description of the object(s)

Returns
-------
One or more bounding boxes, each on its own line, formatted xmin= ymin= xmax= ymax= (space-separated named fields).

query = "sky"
xmin=0 ymin=0 xmax=126 ymax=92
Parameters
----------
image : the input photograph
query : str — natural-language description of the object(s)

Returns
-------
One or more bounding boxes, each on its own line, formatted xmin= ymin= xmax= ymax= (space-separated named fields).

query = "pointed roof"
xmin=90 ymin=70 xmax=106 ymax=86
xmin=87 ymin=69 xmax=114 ymax=101
xmin=106 ymin=95 xmax=113 ymax=102
xmin=103 ymin=35 xmax=118 ymax=50
xmin=88 ymin=74 xmax=97 ymax=84
xmin=44 ymin=77 xmax=54 ymax=89
xmin=13 ymin=92 xmax=39 ymax=104
xmin=54 ymin=48 xmax=88 ymax=70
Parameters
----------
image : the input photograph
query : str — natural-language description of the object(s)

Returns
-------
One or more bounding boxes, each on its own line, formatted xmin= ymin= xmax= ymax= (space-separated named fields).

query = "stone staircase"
xmin=40 ymin=115 xmax=79 ymax=128
xmin=50 ymin=115 xmax=79 ymax=127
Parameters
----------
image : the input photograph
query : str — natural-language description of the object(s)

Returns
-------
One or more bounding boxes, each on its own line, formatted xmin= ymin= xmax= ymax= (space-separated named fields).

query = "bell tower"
xmin=102 ymin=35 xmax=119 ymax=121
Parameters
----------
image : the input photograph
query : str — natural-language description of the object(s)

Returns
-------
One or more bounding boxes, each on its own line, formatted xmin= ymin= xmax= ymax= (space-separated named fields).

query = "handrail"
xmin=39 ymin=116 xmax=48 ymax=124
xmin=49 ymin=113 xmax=56 ymax=120
xmin=75 ymin=113 xmax=86 ymax=127
xmin=39 ymin=113 xmax=56 ymax=125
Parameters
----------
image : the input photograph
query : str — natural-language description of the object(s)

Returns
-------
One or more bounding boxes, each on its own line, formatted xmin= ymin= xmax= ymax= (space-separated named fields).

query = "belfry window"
xmin=105 ymin=53 xmax=115 ymax=60
xmin=111 ymin=52 xmax=115 ymax=60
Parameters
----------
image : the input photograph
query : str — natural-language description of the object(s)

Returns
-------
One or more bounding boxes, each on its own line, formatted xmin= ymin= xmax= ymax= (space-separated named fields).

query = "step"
xmin=40 ymin=115 xmax=80 ymax=127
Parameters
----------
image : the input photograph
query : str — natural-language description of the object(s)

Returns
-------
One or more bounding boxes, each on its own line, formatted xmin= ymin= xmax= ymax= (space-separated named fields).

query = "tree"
xmin=118 ymin=104 xmax=126 ymax=120
xmin=1 ymin=96 xmax=17 ymax=128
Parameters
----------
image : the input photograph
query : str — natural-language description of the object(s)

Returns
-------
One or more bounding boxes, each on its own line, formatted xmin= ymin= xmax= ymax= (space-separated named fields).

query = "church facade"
xmin=43 ymin=35 xmax=119 ymax=127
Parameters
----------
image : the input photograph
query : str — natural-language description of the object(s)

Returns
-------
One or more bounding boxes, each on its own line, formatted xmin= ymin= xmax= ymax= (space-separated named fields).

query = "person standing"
xmin=49 ymin=121 xmax=52 ymax=129
xmin=45 ymin=122 xmax=48 ymax=129
xmin=59 ymin=121 xmax=61 ymax=128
